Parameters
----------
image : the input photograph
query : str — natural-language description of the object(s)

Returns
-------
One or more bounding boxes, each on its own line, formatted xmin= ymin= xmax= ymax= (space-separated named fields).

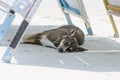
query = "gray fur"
xmin=23 ymin=25 xmax=87 ymax=52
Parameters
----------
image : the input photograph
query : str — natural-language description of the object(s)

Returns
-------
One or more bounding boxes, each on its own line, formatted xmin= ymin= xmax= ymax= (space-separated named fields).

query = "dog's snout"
xmin=58 ymin=48 xmax=64 ymax=53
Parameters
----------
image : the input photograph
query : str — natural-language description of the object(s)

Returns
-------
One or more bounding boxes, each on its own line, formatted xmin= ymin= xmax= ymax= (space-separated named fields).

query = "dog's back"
xmin=41 ymin=25 xmax=84 ymax=44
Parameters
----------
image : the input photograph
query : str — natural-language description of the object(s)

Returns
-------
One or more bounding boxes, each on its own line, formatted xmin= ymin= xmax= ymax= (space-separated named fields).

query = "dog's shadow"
xmin=3 ymin=25 xmax=120 ymax=72
xmin=12 ymin=36 xmax=120 ymax=72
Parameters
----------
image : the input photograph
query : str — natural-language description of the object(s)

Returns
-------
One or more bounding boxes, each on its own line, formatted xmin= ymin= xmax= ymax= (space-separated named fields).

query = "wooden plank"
xmin=103 ymin=0 xmax=119 ymax=37
xmin=107 ymin=5 xmax=120 ymax=14
xmin=103 ymin=0 xmax=109 ymax=10
xmin=109 ymin=15 xmax=119 ymax=37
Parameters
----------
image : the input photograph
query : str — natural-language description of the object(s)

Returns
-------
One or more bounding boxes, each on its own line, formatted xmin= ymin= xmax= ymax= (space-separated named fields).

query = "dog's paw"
xmin=75 ymin=46 xmax=88 ymax=52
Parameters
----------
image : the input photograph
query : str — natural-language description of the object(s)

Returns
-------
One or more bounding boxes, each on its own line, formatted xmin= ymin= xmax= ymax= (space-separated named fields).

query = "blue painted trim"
xmin=64 ymin=13 xmax=73 ymax=25
xmin=2 ymin=47 xmax=12 ymax=63
xmin=60 ymin=0 xmax=80 ymax=15
xmin=85 ymin=23 xmax=93 ymax=35
xmin=0 ymin=12 xmax=15 ymax=43
xmin=59 ymin=0 xmax=93 ymax=35
xmin=60 ymin=0 xmax=69 ymax=7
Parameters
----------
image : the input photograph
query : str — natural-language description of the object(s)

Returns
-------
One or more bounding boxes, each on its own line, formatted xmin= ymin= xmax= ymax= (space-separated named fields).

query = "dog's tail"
xmin=22 ymin=33 xmax=41 ymax=45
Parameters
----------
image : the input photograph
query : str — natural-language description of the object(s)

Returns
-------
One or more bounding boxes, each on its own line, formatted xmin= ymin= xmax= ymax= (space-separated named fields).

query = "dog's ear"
xmin=70 ymin=27 xmax=78 ymax=37
xmin=75 ymin=46 xmax=88 ymax=52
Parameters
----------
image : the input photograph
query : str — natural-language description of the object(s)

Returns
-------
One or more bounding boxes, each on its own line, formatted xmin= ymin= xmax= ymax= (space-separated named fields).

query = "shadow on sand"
xmin=13 ymin=35 xmax=120 ymax=72
xmin=3 ymin=25 xmax=120 ymax=72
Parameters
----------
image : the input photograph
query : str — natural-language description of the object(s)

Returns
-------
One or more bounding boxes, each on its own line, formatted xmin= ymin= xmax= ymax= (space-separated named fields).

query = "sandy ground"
xmin=0 ymin=0 xmax=120 ymax=80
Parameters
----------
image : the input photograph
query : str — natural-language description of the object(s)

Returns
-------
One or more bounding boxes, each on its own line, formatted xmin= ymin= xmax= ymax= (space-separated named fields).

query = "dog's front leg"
xmin=75 ymin=46 xmax=88 ymax=52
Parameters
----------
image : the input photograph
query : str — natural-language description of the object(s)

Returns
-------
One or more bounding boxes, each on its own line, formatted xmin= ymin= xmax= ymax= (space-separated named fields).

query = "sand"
xmin=0 ymin=0 xmax=120 ymax=80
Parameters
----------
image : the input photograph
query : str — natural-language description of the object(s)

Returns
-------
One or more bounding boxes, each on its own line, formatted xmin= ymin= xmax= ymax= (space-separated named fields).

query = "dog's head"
xmin=57 ymin=27 xmax=87 ymax=53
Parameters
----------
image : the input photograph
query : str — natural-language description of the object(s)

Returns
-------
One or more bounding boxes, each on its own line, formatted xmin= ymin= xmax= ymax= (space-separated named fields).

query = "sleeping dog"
xmin=23 ymin=25 xmax=87 ymax=52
